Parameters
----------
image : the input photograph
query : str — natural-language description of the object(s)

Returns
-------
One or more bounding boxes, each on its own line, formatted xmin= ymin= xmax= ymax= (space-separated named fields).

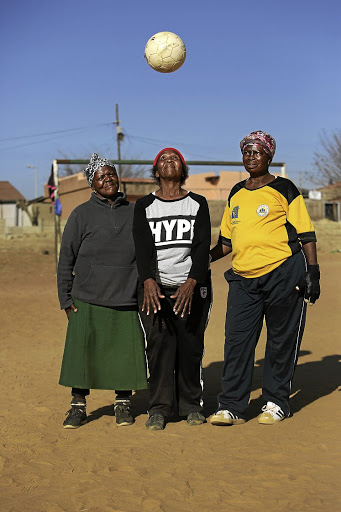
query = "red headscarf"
xmin=153 ymin=147 xmax=186 ymax=167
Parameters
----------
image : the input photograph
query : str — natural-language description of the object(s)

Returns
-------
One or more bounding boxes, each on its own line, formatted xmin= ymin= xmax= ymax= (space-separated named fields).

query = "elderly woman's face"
xmin=92 ymin=165 xmax=119 ymax=199
xmin=242 ymin=144 xmax=270 ymax=175
xmin=156 ymin=150 xmax=183 ymax=181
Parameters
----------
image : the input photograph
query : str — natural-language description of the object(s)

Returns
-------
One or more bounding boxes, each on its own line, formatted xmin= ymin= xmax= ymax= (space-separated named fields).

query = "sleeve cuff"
xmin=298 ymin=231 xmax=317 ymax=243
xmin=60 ymin=297 xmax=73 ymax=310
xmin=218 ymin=234 xmax=232 ymax=248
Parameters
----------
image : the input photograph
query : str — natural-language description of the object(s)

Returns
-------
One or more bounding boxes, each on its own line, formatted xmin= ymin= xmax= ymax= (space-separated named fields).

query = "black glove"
xmin=296 ymin=265 xmax=320 ymax=304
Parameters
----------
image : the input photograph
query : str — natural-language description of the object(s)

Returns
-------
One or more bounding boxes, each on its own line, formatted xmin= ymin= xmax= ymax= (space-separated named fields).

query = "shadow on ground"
xmin=203 ymin=349 xmax=341 ymax=418
xmin=87 ymin=389 xmax=149 ymax=422
xmin=87 ymin=350 xmax=340 ymax=422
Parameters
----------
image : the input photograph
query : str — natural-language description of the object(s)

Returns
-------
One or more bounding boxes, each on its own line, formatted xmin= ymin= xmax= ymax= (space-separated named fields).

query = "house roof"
xmin=319 ymin=180 xmax=341 ymax=191
xmin=0 ymin=181 xmax=25 ymax=202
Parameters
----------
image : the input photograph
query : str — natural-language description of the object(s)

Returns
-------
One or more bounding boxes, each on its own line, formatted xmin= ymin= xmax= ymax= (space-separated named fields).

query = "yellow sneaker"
xmin=258 ymin=402 xmax=285 ymax=425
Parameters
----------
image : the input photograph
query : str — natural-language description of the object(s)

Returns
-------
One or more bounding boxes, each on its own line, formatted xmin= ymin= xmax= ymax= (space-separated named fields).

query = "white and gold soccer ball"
xmin=144 ymin=31 xmax=186 ymax=73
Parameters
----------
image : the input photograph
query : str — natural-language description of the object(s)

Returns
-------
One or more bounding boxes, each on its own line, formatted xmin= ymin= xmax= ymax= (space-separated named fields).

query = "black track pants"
xmin=218 ymin=251 xmax=307 ymax=418
xmin=139 ymin=280 xmax=212 ymax=418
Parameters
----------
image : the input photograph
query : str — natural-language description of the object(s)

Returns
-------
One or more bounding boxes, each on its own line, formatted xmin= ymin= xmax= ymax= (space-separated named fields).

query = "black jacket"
xmin=57 ymin=193 xmax=138 ymax=309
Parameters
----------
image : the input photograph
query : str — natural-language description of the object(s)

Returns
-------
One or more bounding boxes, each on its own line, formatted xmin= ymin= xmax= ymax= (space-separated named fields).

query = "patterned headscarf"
xmin=153 ymin=147 xmax=186 ymax=167
xmin=84 ymin=153 xmax=115 ymax=187
xmin=240 ymin=130 xmax=276 ymax=160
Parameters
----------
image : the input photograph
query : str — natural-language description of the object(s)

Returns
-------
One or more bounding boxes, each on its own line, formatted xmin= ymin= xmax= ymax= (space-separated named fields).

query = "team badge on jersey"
xmin=232 ymin=206 xmax=240 ymax=219
xmin=200 ymin=286 xmax=207 ymax=299
xmin=256 ymin=204 xmax=269 ymax=217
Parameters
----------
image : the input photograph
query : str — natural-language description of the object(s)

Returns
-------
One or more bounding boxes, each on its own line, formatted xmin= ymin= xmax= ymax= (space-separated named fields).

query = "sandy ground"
xmin=0 ymin=229 xmax=340 ymax=512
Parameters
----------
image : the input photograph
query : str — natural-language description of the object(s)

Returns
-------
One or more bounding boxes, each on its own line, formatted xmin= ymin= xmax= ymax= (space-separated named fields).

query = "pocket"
xmin=74 ymin=264 xmax=138 ymax=304
xmin=75 ymin=267 xmax=93 ymax=286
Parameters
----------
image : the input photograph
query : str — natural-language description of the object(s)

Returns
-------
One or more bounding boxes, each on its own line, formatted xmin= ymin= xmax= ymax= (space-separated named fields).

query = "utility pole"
xmin=27 ymin=164 xmax=38 ymax=198
xmin=113 ymin=104 xmax=124 ymax=180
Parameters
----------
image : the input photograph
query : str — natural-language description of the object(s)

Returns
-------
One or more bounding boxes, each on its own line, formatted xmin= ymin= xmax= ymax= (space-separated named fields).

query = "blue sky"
xmin=1 ymin=0 xmax=340 ymax=199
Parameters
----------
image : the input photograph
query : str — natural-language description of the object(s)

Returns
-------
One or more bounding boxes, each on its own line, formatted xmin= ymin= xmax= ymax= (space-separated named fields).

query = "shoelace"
xmin=217 ymin=410 xmax=235 ymax=419
xmin=261 ymin=403 xmax=284 ymax=417
xmin=114 ymin=403 xmax=131 ymax=414
xmin=65 ymin=403 xmax=86 ymax=416
xmin=150 ymin=414 xmax=164 ymax=421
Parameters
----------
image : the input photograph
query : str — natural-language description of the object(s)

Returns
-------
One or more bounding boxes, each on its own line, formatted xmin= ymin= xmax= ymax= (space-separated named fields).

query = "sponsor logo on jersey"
xmin=231 ymin=206 xmax=240 ymax=219
xmin=256 ymin=204 xmax=269 ymax=217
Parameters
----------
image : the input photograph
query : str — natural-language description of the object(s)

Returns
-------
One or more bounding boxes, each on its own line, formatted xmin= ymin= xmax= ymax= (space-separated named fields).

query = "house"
xmin=44 ymin=170 xmax=251 ymax=223
xmin=44 ymin=173 xmax=157 ymax=220
xmin=304 ymin=181 xmax=341 ymax=222
xmin=0 ymin=181 xmax=25 ymax=227
xmin=319 ymin=181 xmax=341 ymax=221
xmin=45 ymin=169 xmax=285 ymax=227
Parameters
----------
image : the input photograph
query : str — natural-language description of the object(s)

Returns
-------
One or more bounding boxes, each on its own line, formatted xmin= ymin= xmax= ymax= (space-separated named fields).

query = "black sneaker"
xmin=145 ymin=413 xmax=165 ymax=431
xmin=114 ymin=401 xmax=134 ymax=426
xmin=63 ymin=402 xmax=87 ymax=429
xmin=186 ymin=412 xmax=206 ymax=426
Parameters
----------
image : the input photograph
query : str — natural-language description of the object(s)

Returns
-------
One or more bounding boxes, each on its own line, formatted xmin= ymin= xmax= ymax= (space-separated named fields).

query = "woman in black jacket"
xmin=58 ymin=153 xmax=147 ymax=429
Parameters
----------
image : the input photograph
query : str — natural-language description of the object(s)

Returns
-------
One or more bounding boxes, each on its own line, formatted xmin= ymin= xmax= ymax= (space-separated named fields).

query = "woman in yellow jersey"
xmin=209 ymin=131 xmax=320 ymax=426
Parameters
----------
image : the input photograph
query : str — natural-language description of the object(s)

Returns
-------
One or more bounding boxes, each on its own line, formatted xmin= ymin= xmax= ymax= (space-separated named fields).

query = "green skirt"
xmin=59 ymin=299 xmax=148 ymax=390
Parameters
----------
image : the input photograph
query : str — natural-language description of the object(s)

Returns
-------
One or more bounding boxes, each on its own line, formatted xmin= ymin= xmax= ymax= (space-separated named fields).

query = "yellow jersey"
xmin=219 ymin=177 xmax=316 ymax=278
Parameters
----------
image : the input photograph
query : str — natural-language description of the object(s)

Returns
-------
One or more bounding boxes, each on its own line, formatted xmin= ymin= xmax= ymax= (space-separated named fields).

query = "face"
xmin=155 ymin=150 xmax=183 ymax=182
xmin=242 ymin=144 xmax=271 ymax=176
xmin=92 ymin=166 xmax=119 ymax=199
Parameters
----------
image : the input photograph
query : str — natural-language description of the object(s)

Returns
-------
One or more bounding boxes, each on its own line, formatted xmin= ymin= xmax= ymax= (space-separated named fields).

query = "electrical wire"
xmin=0 ymin=122 xmax=112 ymax=143
xmin=1 ymin=122 xmax=228 ymax=161
xmin=125 ymin=131 xmax=227 ymax=160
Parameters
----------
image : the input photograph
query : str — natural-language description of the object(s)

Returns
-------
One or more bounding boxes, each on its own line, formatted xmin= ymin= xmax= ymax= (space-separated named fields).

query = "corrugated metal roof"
xmin=0 ymin=181 xmax=26 ymax=202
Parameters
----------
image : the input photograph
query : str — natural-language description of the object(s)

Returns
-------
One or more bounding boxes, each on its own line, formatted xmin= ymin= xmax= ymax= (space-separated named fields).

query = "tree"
xmin=17 ymin=200 xmax=40 ymax=226
xmin=119 ymin=154 xmax=148 ymax=179
xmin=313 ymin=130 xmax=341 ymax=186
xmin=57 ymin=151 xmax=84 ymax=176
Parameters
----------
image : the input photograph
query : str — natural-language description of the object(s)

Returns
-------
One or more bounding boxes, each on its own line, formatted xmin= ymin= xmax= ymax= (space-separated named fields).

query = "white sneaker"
xmin=258 ymin=401 xmax=285 ymax=425
xmin=210 ymin=410 xmax=245 ymax=426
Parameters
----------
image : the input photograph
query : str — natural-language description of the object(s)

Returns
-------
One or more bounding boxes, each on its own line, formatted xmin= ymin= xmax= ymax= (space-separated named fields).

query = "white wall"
xmin=0 ymin=203 xmax=23 ymax=227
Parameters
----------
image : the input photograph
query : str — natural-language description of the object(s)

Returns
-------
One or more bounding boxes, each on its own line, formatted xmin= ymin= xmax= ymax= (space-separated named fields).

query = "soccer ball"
xmin=144 ymin=31 xmax=186 ymax=73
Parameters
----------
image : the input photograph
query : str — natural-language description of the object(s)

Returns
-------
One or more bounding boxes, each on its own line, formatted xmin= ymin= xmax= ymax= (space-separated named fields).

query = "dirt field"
xmin=1 ymin=224 xmax=340 ymax=512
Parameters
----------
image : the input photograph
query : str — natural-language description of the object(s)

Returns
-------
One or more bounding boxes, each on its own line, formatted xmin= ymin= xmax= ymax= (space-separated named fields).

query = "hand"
xmin=171 ymin=278 xmax=197 ymax=318
xmin=65 ymin=303 xmax=78 ymax=319
xmin=142 ymin=278 xmax=165 ymax=315
xmin=295 ymin=265 xmax=320 ymax=305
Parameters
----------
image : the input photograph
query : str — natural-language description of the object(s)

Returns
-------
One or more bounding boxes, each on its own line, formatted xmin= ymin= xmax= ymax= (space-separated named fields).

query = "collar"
xmin=90 ymin=191 xmax=127 ymax=208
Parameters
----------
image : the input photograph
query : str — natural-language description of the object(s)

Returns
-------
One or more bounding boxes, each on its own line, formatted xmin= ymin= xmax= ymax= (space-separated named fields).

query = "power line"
xmin=126 ymin=132 xmax=229 ymax=160
xmin=0 ymin=122 xmax=234 ymax=163
xmin=0 ymin=122 xmax=112 ymax=143
xmin=1 ymin=132 xmax=90 ymax=151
